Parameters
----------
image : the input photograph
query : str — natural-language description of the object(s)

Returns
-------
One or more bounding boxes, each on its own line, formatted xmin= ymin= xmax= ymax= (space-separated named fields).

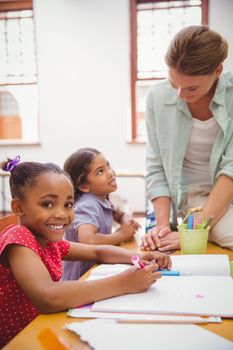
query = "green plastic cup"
xmin=229 ymin=261 xmax=233 ymax=278
xmin=178 ymin=224 xmax=209 ymax=254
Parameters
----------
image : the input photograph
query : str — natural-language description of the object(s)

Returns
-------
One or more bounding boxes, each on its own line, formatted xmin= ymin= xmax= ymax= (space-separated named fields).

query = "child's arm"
xmin=8 ymin=244 xmax=167 ymax=313
xmin=65 ymin=240 xmax=134 ymax=262
xmin=65 ymin=241 xmax=171 ymax=269
xmin=78 ymin=221 xmax=139 ymax=246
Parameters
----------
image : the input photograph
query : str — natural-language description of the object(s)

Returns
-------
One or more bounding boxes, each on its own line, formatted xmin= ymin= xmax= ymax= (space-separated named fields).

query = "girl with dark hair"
xmin=62 ymin=148 xmax=140 ymax=281
xmin=0 ymin=156 xmax=170 ymax=347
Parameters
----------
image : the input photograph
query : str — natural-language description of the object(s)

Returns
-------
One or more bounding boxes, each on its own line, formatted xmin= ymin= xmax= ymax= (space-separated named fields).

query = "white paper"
xmin=170 ymin=254 xmax=230 ymax=276
xmin=65 ymin=319 xmax=233 ymax=350
xmin=88 ymin=254 xmax=231 ymax=278
xmin=67 ymin=306 xmax=221 ymax=323
xmin=92 ymin=276 xmax=233 ymax=317
xmin=88 ymin=263 xmax=130 ymax=277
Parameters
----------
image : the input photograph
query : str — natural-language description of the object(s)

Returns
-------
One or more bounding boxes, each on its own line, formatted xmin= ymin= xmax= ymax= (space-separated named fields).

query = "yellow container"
xmin=178 ymin=224 xmax=209 ymax=254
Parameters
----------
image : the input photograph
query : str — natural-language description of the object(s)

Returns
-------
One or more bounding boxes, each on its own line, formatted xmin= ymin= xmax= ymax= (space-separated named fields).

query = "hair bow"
xmin=4 ymin=155 xmax=21 ymax=172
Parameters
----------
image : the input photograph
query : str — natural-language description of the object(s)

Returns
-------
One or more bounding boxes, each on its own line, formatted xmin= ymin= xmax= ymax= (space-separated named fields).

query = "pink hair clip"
xmin=3 ymin=155 xmax=21 ymax=172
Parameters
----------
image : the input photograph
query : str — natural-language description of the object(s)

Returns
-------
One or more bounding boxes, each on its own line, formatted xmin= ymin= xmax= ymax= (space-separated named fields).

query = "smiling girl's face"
xmin=13 ymin=172 xmax=74 ymax=248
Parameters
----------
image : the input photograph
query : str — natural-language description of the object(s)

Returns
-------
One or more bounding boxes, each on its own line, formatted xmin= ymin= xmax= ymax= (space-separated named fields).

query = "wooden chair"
xmin=0 ymin=213 xmax=18 ymax=232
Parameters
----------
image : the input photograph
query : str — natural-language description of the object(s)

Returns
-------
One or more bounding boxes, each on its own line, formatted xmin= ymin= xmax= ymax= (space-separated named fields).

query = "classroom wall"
xmin=1 ymin=0 xmax=233 ymax=213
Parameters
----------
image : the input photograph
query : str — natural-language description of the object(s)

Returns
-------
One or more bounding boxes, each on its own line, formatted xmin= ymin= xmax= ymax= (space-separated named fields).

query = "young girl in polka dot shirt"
xmin=0 ymin=156 xmax=171 ymax=347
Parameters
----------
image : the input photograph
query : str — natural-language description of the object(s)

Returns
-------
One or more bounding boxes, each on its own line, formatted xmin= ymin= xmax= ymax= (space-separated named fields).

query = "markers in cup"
xmin=187 ymin=214 xmax=194 ymax=229
xmin=181 ymin=206 xmax=203 ymax=224
xmin=203 ymin=216 xmax=213 ymax=229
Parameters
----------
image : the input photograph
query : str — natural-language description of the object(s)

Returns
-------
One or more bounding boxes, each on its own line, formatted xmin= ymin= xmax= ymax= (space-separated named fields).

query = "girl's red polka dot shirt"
xmin=0 ymin=224 xmax=70 ymax=347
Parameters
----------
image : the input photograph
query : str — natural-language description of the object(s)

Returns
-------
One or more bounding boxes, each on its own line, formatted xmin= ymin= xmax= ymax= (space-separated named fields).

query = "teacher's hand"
xmin=140 ymin=225 xmax=171 ymax=251
xmin=157 ymin=231 xmax=180 ymax=252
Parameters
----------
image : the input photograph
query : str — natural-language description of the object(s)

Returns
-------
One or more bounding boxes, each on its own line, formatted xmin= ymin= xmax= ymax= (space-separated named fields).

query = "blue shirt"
xmin=62 ymin=193 xmax=113 ymax=281
xmin=145 ymin=72 xmax=233 ymax=216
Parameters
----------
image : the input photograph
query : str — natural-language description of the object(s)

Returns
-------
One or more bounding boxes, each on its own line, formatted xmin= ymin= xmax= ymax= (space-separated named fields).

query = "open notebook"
xmin=89 ymin=255 xmax=233 ymax=317
xmin=88 ymin=254 xmax=231 ymax=277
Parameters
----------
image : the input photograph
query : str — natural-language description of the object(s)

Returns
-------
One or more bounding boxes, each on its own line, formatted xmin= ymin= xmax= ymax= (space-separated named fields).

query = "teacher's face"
xmin=168 ymin=66 xmax=222 ymax=103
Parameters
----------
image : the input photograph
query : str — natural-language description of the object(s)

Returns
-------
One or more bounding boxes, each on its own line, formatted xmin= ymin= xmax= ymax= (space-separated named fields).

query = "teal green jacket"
xmin=145 ymin=72 xmax=233 ymax=212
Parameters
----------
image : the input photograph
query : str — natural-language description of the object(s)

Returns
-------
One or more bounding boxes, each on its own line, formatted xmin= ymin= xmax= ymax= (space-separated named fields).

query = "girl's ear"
xmin=11 ymin=198 xmax=24 ymax=216
xmin=78 ymin=184 xmax=90 ymax=193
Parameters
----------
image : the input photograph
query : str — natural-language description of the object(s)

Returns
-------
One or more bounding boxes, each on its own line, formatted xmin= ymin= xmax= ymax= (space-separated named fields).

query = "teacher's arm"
xmin=202 ymin=175 xmax=233 ymax=228
xmin=141 ymin=90 xmax=175 ymax=251
xmin=203 ymin=134 xmax=233 ymax=227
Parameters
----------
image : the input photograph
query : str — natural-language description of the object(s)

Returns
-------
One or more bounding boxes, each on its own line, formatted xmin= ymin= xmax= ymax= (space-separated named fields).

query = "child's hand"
xmin=121 ymin=215 xmax=141 ymax=229
xmin=117 ymin=221 xmax=138 ymax=242
xmin=119 ymin=263 xmax=161 ymax=294
xmin=140 ymin=251 xmax=172 ymax=270
xmin=131 ymin=219 xmax=141 ymax=230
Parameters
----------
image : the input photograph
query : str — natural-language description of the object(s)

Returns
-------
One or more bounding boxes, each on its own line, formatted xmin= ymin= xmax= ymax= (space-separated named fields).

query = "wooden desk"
xmin=3 ymin=223 xmax=233 ymax=349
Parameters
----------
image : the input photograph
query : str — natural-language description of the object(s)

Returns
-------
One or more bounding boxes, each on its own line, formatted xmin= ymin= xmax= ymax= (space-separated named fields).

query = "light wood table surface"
xmin=3 ymin=221 xmax=233 ymax=349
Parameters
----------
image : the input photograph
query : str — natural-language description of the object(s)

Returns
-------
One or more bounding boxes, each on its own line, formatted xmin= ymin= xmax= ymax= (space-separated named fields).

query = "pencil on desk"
xmin=117 ymin=318 xmax=212 ymax=324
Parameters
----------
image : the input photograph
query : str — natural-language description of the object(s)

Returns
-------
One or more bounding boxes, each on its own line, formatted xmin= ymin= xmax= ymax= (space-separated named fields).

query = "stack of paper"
xmin=65 ymin=319 xmax=233 ymax=350
xmin=68 ymin=304 xmax=221 ymax=324
xmin=66 ymin=255 xmax=233 ymax=348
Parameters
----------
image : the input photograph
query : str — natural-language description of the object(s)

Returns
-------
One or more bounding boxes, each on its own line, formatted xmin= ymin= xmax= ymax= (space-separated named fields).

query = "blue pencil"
xmin=158 ymin=270 xmax=191 ymax=276
xmin=187 ymin=214 xmax=194 ymax=229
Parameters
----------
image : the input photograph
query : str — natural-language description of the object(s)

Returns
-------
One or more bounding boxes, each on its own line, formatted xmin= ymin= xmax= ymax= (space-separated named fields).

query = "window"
xmin=130 ymin=0 xmax=208 ymax=142
xmin=0 ymin=1 xmax=39 ymax=144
